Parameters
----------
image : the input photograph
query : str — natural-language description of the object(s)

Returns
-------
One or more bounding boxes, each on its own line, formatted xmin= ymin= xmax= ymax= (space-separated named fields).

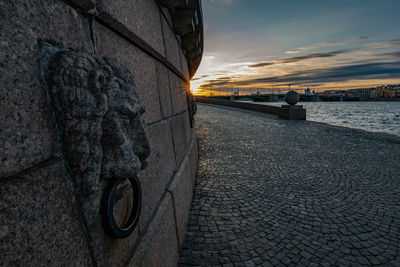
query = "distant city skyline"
xmin=191 ymin=0 xmax=400 ymax=95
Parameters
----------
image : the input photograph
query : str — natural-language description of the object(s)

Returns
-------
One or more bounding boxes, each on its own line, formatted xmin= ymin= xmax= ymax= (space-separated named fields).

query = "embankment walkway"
xmin=179 ymin=104 xmax=400 ymax=266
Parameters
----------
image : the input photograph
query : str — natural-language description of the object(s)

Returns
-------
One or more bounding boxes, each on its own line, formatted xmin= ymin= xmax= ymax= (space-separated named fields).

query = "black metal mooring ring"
xmin=102 ymin=177 xmax=142 ymax=239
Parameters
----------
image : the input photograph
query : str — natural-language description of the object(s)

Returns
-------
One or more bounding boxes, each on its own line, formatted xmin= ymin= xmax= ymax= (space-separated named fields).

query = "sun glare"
xmin=190 ymin=80 xmax=205 ymax=96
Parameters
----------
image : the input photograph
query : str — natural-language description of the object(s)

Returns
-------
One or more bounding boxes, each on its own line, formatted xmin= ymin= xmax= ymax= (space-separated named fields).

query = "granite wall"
xmin=0 ymin=0 xmax=202 ymax=265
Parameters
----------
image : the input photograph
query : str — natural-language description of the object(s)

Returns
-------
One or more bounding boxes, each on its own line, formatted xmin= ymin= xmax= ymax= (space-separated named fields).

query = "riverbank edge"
xmin=195 ymin=97 xmax=280 ymax=115
xmin=197 ymin=102 xmax=400 ymax=141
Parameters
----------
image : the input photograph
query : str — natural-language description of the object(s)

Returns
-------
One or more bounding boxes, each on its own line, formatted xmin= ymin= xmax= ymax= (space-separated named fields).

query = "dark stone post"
xmin=278 ymin=91 xmax=306 ymax=120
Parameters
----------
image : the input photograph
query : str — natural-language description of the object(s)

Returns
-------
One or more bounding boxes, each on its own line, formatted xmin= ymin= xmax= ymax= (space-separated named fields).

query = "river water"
xmin=262 ymin=101 xmax=400 ymax=137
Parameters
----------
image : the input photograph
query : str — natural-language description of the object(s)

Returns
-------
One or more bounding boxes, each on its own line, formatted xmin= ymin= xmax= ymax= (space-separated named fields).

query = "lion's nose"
xmin=101 ymin=144 xmax=142 ymax=179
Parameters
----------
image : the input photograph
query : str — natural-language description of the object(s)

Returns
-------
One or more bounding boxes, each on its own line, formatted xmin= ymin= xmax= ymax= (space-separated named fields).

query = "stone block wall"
xmin=0 ymin=0 xmax=202 ymax=265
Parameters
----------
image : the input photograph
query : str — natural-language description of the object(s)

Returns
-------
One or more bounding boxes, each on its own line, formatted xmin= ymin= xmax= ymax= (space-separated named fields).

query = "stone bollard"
xmin=278 ymin=91 xmax=306 ymax=120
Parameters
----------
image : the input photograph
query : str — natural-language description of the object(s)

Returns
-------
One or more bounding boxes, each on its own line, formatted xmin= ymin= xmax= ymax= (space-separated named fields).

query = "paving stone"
xmin=179 ymin=104 xmax=400 ymax=266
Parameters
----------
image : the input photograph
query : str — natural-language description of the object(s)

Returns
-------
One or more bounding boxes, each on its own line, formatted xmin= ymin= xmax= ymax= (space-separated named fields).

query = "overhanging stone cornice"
xmin=158 ymin=0 xmax=204 ymax=78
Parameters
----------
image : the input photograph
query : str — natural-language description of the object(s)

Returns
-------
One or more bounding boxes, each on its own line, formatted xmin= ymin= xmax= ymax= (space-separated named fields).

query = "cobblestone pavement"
xmin=179 ymin=104 xmax=400 ymax=266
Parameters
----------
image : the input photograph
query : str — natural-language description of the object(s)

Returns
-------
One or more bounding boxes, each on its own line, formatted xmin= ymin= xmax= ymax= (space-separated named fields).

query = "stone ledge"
xmin=196 ymin=98 xmax=307 ymax=120
xmin=195 ymin=97 xmax=280 ymax=115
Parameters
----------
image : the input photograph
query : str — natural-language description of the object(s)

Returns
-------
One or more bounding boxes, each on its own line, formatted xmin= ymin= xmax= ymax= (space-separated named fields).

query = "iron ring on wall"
xmin=102 ymin=177 xmax=142 ymax=239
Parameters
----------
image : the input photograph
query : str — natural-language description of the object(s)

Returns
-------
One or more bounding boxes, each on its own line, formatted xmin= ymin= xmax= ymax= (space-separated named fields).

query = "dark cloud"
xmin=201 ymin=62 xmax=400 ymax=88
xmin=248 ymin=49 xmax=352 ymax=68
xmin=355 ymin=36 xmax=370 ymax=41
xmin=251 ymin=62 xmax=400 ymax=84
xmin=200 ymin=76 xmax=233 ymax=87
xmin=215 ymin=76 xmax=232 ymax=80
xmin=248 ymin=62 xmax=275 ymax=68
xmin=281 ymin=50 xmax=353 ymax=63
xmin=286 ymin=36 xmax=370 ymax=54
xmin=191 ymin=74 xmax=211 ymax=81
xmin=206 ymin=76 xmax=232 ymax=82
xmin=378 ymin=51 xmax=400 ymax=58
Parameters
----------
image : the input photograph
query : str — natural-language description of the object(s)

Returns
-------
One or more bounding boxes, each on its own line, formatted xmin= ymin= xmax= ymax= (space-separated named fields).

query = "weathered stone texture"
xmin=162 ymin=16 xmax=182 ymax=73
xmin=0 ymin=161 xmax=91 ymax=265
xmin=97 ymin=0 xmax=165 ymax=56
xmin=93 ymin=21 xmax=162 ymax=125
xmin=170 ymin=111 xmax=192 ymax=164
xmin=139 ymin=120 xmax=176 ymax=230
xmin=43 ymin=46 xmax=151 ymax=228
xmin=129 ymin=193 xmax=179 ymax=267
xmin=0 ymin=0 xmax=93 ymax=178
xmin=188 ymin=134 xmax=199 ymax=186
xmin=156 ymin=62 xmax=174 ymax=119
xmin=1 ymin=0 xmax=199 ymax=265
xmin=180 ymin=48 xmax=190 ymax=79
xmin=87 ymin=219 xmax=139 ymax=266
xmin=169 ymin=71 xmax=189 ymax=115
xmin=161 ymin=7 xmax=173 ymax=25
xmin=168 ymin=156 xmax=193 ymax=246
xmin=68 ymin=0 xmax=95 ymax=12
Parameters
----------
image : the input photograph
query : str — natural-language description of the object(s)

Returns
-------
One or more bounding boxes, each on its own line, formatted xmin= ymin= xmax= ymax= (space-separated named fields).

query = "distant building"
xmin=347 ymin=88 xmax=373 ymax=100
xmin=305 ymin=87 xmax=311 ymax=96
xmin=321 ymin=90 xmax=347 ymax=96
xmin=370 ymin=85 xmax=400 ymax=99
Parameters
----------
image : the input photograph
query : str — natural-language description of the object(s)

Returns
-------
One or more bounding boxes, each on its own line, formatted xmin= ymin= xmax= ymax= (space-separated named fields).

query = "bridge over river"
xmin=179 ymin=103 xmax=400 ymax=266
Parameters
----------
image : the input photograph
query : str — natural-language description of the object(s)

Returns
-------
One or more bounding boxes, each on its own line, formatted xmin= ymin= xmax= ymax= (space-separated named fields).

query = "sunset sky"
xmin=191 ymin=0 xmax=400 ymax=95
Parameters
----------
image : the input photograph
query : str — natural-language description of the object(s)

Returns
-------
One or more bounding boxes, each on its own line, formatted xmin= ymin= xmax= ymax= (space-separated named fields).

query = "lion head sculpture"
xmin=45 ymin=49 xmax=150 ymax=236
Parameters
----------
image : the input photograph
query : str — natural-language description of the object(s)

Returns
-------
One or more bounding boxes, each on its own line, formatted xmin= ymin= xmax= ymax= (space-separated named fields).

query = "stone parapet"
xmin=196 ymin=97 xmax=281 ymax=115
xmin=196 ymin=97 xmax=308 ymax=120
xmin=278 ymin=105 xmax=307 ymax=120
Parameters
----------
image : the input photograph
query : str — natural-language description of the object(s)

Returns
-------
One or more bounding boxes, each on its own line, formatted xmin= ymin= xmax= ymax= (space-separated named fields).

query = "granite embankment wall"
xmin=196 ymin=97 xmax=280 ymax=115
xmin=0 ymin=0 xmax=202 ymax=265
